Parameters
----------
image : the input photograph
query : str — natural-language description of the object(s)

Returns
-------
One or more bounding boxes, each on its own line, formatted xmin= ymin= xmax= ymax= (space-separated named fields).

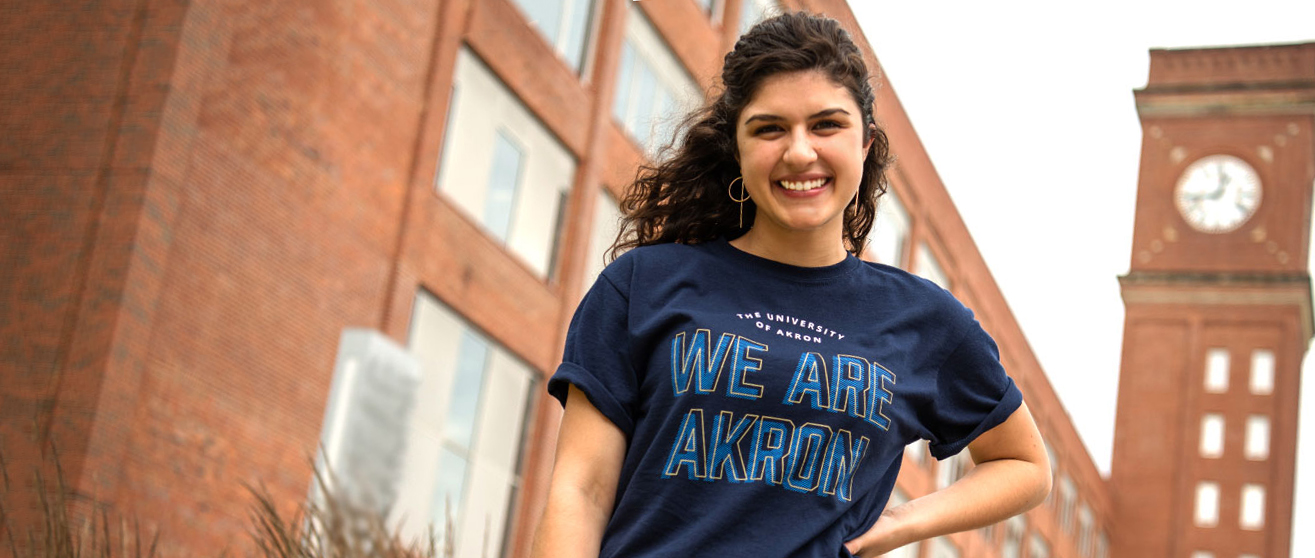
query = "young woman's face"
xmin=735 ymin=70 xmax=871 ymax=239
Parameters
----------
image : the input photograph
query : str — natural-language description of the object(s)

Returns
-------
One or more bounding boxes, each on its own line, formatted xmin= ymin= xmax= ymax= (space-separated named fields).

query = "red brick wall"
xmin=3 ymin=1 xmax=1124 ymax=556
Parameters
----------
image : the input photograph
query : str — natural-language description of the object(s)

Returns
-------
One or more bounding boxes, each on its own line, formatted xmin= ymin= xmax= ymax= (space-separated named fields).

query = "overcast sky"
xmin=847 ymin=0 xmax=1315 ymax=553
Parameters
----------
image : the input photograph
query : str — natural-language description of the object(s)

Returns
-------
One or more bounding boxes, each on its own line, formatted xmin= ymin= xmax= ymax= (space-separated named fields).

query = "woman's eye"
xmin=753 ymin=125 xmax=783 ymax=135
xmin=813 ymin=120 xmax=842 ymax=130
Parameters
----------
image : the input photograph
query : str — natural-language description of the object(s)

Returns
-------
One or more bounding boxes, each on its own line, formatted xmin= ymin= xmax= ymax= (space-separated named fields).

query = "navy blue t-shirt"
xmin=548 ymin=238 xmax=1022 ymax=557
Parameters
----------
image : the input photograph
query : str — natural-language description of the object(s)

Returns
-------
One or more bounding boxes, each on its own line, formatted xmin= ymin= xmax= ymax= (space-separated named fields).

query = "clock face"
xmin=1174 ymin=154 xmax=1262 ymax=233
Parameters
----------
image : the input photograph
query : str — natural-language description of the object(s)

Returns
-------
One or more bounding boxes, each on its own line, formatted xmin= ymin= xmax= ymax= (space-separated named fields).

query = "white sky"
xmin=847 ymin=0 xmax=1315 ymax=553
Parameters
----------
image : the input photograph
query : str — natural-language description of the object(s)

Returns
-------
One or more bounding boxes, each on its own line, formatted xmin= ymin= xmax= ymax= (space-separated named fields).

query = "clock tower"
xmin=1110 ymin=43 xmax=1315 ymax=558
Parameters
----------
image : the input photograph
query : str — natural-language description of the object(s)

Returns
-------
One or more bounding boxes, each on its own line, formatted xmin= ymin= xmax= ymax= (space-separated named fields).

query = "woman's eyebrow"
xmin=743 ymin=107 xmax=851 ymax=125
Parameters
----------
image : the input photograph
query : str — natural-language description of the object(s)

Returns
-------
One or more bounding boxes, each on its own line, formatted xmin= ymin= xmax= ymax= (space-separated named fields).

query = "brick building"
xmin=1 ymin=1 xmax=1308 ymax=557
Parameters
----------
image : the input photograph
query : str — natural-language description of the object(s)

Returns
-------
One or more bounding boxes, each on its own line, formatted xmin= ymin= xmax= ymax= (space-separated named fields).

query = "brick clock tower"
xmin=1110 ymin=43 xmax=1315 ymax=558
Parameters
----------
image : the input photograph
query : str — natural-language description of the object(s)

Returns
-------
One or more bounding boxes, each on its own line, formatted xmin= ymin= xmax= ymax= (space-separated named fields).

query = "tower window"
xmin=1241 ymin=484 xmax=1266 ymax=530
xmin=1245 ymin=415 xmax=1270 ymax=460
xmin=1194 ymin=482 xmax=1219 ymax=527
xmin=1199 ymin=414 xmax=1224 ymax=458
xmin=1204 ymin=348 xmax=1229 ymax=393
xmin=1250 ymin=349 xmax=1275 ymax=394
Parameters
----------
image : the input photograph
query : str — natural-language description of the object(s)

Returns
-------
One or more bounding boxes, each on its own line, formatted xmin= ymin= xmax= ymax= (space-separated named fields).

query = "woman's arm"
xmin=531 ymin=384 xmax=628 ymax=558
xmin=844 ymin=402 xmax=1052 ymax=557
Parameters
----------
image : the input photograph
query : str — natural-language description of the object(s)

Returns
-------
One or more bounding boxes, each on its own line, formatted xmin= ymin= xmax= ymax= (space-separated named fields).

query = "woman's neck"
xmin=728 ymin=226 xmax=849 ymax=268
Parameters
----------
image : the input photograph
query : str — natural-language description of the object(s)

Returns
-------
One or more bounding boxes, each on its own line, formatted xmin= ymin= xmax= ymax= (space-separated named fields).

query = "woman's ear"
xmin=864 ymin=124 xmax=877 ymax=152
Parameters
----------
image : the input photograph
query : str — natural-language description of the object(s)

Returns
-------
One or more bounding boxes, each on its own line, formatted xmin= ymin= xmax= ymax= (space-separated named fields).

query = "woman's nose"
xmin=783 ymin=130 xmax=818 ymax=167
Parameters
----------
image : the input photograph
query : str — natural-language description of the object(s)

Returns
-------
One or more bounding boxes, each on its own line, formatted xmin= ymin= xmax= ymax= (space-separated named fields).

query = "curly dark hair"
xmin=610 ymin=11 xmax=892 ymax=260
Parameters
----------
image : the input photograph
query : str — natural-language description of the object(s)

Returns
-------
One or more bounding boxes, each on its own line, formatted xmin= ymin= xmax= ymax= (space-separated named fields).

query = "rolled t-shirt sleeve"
xmin=925 ymin=320 xmax=1023 ymax=460
xmin=547 ymin=271 xmax=641 ymax=438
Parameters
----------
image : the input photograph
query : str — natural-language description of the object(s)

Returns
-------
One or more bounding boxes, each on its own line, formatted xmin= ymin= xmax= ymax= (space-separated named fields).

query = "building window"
xmin=905 ymin=438 xmax=928 ymax=466
xmin=1195 ymin=481 xmax=1220 ymax=527
xmin=583 ymin=188 xmax=623 ymax=292
xmin=510 ymin=0 xmax=596 ymax=73
xmin=1057 ymin=475 xmax=1076 ymax=533
xmin=1250 ymin=349 xmax=1275 ymax=394
xmin=1204 ymin=348 xmax=1230 ymax=392
xmin=436 ymin=47 xmax=577 ymax=278
xmin=1200 ymin=413 xmax=1224 ymax=458
xmin=397 ymin=291 xmax=537 ymax=556
xmin=1027 ymin=533 xmax=1050 ymax=558
xmin=693 ymin=0 xmax=723 ymax=19
xmin=929 ymin=536 xmax=959 ymax=558
xmin=1077 ymin=504 xmax=1093 ymax=557
xmin=1240 ymin=484 xmax=1265 ymax=530
xmin=1245 ymin=415 xmax=1270 ymax=460
xmin=885 ymin=489 xmax=922 ymax=558
xmin=914 ymin=242 xmax=950 ymax=290
xmin=738 ymin=0 xmax=778 ymax=35
xmin=1190 ymin=552 xmax=1215 ymax=558
xmin=936 ymin=450 xmax=971 ymax=490
xmin=612 ymin=5 xmax=699 ymax=156
xmin=1001 ymin=515 xmax=1025 ymax=558
xmin=870 ymin=190 xmax=910 ymax=268
xmin=1042 ymin=442 xmax=1058 ymax=508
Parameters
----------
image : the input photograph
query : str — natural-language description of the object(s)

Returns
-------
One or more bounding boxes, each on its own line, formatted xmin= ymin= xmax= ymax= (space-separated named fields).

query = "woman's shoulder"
xmin=608 ymin=241 xmax=716 ymax=269
xmin=597 ymin=241 xmax=716 ymax=285
xmin=855 ymin=260 xmax=974 ymax=319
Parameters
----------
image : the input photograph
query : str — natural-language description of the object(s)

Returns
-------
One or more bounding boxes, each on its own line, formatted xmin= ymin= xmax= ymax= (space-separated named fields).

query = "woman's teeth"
xmin=778 ymin=178 xmax=827 ymax=191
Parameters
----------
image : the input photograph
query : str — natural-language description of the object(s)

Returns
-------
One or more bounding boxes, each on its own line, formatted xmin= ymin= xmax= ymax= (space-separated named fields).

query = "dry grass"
xmin=0 ymin=448 xmax=158 ymax=558
xmin=0 ymin=451 xmax=447 ymax=558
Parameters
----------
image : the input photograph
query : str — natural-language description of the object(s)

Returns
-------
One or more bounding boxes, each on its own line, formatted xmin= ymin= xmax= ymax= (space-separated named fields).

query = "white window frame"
xmin=509 ymin=0 xmax=598 ymax=73
xmin=1028 ymin=533 xmax=1050 ymax=558
xmin=914 ymin=242 xmax=950 ymax=290
xmin=436 ymin=47 xmax=578 ymax=278
xmin=1250 ymin=349 xmax=1275 ymax=394
xmin=737 ymin=0 xmax=779 ymax=35
xmin=1200 ymin=413 xmax=1224 ymax=458
xmin=929 ymin=536 xmax=959 ymax=558
xmin=1245 ymin=415 xmax=1270 ymax=460
xmin=1001 ymin=515 xmax=1025 ymax=558
xmin=1240 ymin=484 xmax=1265 ymax=530
xmin=1077 ymin=504 xmax=1093 ymax=557
xmin=396 ymin=291 xmax=537 ymax=557
xmin=870 ymin=190 xmax=910 ymax=268
xmin=1204 ymin=348 xmax=1230 ymax=393
xmin=1057 ymin=475 xmax=1076 ymax=533
xmin=612 ymin=5 xmax=699 ymax=156
xmin=1195 ymin=481 xmax=1220 ymax=527
xmin=936 ymin=450 xmax=970 ymax=490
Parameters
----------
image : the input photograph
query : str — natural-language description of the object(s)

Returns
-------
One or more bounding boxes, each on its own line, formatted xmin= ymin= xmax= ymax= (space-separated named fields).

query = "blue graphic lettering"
xmin=784 ymin=422 xmax=832 ymax=493
xmin=707 ymin=411 xmax=757 ymax=481
xmin=783 ymin=352 xmax=830 ymax=410
xmin=662 ymin=409 xmax=706 ymax=479
xmin=819 ymin=428 xmax=870 ymax=502
xmin=831 ymin=354 xmax=868 ymax=418
xmin=749 ymin=416 xmax=794 ymax=485
xmin=727 ymin=336 xmax=768 ymax=400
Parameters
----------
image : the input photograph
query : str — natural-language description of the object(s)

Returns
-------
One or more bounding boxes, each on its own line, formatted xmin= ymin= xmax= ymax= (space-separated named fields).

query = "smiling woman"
xmin=732 ymin=71 xmax=874 ymax=264
xmin=531 ymin=12 xmax=1051 ymax=558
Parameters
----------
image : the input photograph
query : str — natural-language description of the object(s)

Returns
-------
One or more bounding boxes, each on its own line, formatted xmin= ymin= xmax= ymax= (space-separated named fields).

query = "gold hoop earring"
xmin=728 ymin=176 xmax=749 ymax=228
